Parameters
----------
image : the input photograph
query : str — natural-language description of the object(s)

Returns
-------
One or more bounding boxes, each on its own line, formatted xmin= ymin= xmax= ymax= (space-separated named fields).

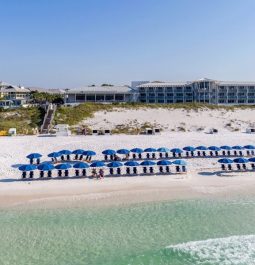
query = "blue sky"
xmin=0 ymin=0 xmax=255 ymax=88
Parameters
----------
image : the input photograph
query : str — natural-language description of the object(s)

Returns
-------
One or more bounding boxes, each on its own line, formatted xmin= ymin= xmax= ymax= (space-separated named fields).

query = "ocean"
xmin=1 ymin=198 xmax=255 ymax=265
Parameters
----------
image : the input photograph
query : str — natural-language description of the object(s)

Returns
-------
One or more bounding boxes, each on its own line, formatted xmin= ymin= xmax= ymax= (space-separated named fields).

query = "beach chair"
xmin=159 ymin=153 xmax=163 ymax=158
xmin=75 ymin=170 xmax=79 ymax=177
xmin=239 ymin=151 xmax=243 ymax=156
xmin=202 ymin=151 xmax=206 ymax=157
xmin=234 ymin=151 xmax=237 ymax=156
xmin=222 ymin=151 xmax=226 ymax=156
xmin=228 ymin=164 xmax=232 ymax=171
xmin=221 ymin=164 xmax=226 ymax=171
xmin=117 ymin=168 xmax=121 ymax=175
xmin=75 ymin=154 xmax=78 ymax=160
xmin=138 ymin=154 xmax=142 ymax=159
xmin=237 ymin=164 xmax=241 ymax=171
xmin=173 ymin=152 xmax=176 ymax=158
xmin=227 ymin=151 xmax=231 ymax=156
xmin=176 ymin=166 xmax=180 ymax=173
xmin=152 ymin=153 xmax=156 ymax=159
xmin=109 ymin=168 xmax=114 ymax=175
xmin=178 ymin=153 xmax=182 ymax=158
xmin=252 ymin=151 xmax=255 ymax=156
xmin=132 ymin=154 xmax=136 ymax=159
xmin=242 ymin=164 xmax=247 ymax=170
xmin=197 ymin=151 xmax=201 ymax=157
xmin=61 ymin=155 xmax=64 ymax=161
xmin=104 ymin=155 xmax=108 ymax=161
xmin=143 ymin=167 xmax=147 ymax=174
xmin=182 ymin=166 xmax=186 ymax=172
xmin=166 ymin=166 xmax=170 ymax=173
xmin=209 ymin=151 xmax=213 ymax=157
xmin=186 ymin=152 xmax=189 ymax=157
xmin=82 ymin=169 xmax=86 ymax=177
xmin=165 ymin=153 xmax=169 ymax=158
xmin=251 ymin=164 xmax=255 ymax=170
xmin=29 ymin=171 xmax=34 ymax=179
xmin=159 ymin=166 xmax=163 ymax=173
xmin=67 ymin=155 xmax=70 ymax=161
xmin=79 ymin=155 xmax=83 ymax=161
xmin=22 ymin=171 xmax=26 ymax=179
xmin=146 ymin=153 xmax=150 ymax=159
xmin=126 ymin=167 xmax=130 ymax=175
xmin=247 ymin=151 xmax=250 ymax=156
xmin=64 ymin=170 xmax=69 ymax=177
xmin=133 ymin=167 xmax=138 ymax=174
xmin=215 ymin=151 xmax=219 ymax=157
xmin=40 ymin=171 xmax=44 ymax=178
xmin=149 ymin=167 xmax=154 ymax=174
xmin=191 ymin=151 xmax=194 ymax=157
xmin=29 ymin=158 xmax=33 ymax=164
xmin=48 ymin=171 xmax=52 ymax=178
xmin=58 ymin=170 xmax=62 ymax=177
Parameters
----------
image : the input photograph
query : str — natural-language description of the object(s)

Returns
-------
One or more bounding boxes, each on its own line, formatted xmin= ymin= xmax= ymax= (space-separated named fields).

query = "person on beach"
xmin=92 ymin=168 xmax=97 ymax=178
xmin=99 ymin=168 xmax=104 ymax=179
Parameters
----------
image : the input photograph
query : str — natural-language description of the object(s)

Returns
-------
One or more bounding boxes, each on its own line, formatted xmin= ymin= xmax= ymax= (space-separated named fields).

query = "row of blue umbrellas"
xmin=19 ymin=159 xmax=187 ymax=171
xmin=218 ymin=157 xmax=255 ymax=164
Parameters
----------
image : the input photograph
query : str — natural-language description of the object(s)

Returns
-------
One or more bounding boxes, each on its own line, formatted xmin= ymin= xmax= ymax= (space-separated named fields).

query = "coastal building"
xmin=136 ymin=78 xmax=255 ymax=105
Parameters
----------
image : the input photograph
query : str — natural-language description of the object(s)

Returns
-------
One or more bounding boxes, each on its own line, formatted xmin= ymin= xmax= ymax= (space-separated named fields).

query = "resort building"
xmin=136 ymin=78 xmax=255 ymax=105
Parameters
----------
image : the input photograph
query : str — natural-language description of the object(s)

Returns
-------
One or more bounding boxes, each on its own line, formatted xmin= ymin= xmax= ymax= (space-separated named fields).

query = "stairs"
xmin=40 ymin=104 xmax=56 ymax=134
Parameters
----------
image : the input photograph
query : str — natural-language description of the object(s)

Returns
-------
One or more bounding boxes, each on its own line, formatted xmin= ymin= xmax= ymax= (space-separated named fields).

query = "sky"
xmin=0 ymin=0 xmax=255 ymax=88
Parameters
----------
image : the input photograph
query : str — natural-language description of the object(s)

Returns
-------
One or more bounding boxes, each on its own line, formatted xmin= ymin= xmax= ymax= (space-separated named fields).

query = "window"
xmin=176 ymin=93 xmax=183 ymax=97
xmin=149 ymin=93 xmax=155 ymax=97
xmin=115 ymin=94 xmax=124 ymax=101
xmin=157 ymin=87 xmax=163 ymax=92
xmin=166 ymin=99 xmax=173 ymax=103
xmin=157 ymin=93 xmax=165 ymax=97
xmin=166 ymin=87 xmax=173 ymax=92
xmin=76 ymin=94 xmax=85 ymax=101
xmin=140 ymin=93 xmax=146 ymax=97
xmin=157 ymin=99 xmax=165 ymax=103
xmin=105 ymin=95 xmax=114 ymax=101
xmin=96 ymin=95 xmax=105 ymax=101
xmin=86 ymin=95 xmax=96 ymax=101
xmin=248 ymin=99 xmax=255 ymax=103
xmin=149 ymin=99 xmax=155 ymax=103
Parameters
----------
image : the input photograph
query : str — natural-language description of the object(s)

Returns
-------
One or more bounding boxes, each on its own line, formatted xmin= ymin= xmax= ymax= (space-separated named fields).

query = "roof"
xmin=66 ymin=86 xmax=136 ymax=94
xmin=0 ymin=82 xmax=30 ymax=93
xmin=217 ymin=81 xmax=255 ymax=86
xmin=138 ymin=82 xmax=189 ymax=88
xmin=28 ymin=87 xmax=65 ymax=94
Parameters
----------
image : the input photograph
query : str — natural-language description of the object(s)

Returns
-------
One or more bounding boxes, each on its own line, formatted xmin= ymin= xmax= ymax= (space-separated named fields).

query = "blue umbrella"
xmin=48 ymin=152 xmax=61 ymax=158
xmin=232 ymin=146 xmax=243 ymax=150
xmin=196 ymin=146 xmax=208 ymax=150
xmin=157 ymin=147 xmax=170 ymax=152
xmin=144 ymin=148 xmax=157 ymax=153
xmin=117 ymin=149 xmax=130 ymax=155
xmin=19 ymin=164 xmax=37 ymax=171
xmin=26 ymin=153 xmax=42 ymax=159
xmin=124 ymin=161 xmax=140 ymax=167
xmin=183 ymin=146 xmax=196 ymax=152
xmin=90 ymin=161 xmax=105 ymax=167
xmin=140 ymin=160 xmax=156 ymax=166
xmin=72 ymin=149 xmax=85 ymax=155
xmin=170 ymin=148 xmax=183 ymax=154
xmin=130 ymin=148 xmax=144 ymax=154
xmin=157 ymin=160 xmax=171 ymax=166
xmin=38 ymin=163 xmax=55 ymax=171
xmin=107 ymin=161 xmax=123 ymax=168
xmin=248 ymin=157 xmax=255 ymax=162
xmin=59 ymin=150 xmax=72 ymax=155
xmin=218 ymin=158 xmax=233 ymax=164
xmin=220 ymin=146 xmax=232 ymax=150
xmin=55 ymin=163 xmax=72 ymax=170
xmin=172 ymin=160 xmax=187 ymax=166
xmin=83 ymin=150 xmax=96 ymax=156
xmin=208 ymin=146 xmax=221 ymax=151
xmin=233 ymin=158 xmax=249 ymax=163
xmin=102 ymin=149 xmax=116 ymax=155
xmin=244 ymin=145 xmax=255 ymax=150
xmin=73 ymin=162 xmax=90 ymax=169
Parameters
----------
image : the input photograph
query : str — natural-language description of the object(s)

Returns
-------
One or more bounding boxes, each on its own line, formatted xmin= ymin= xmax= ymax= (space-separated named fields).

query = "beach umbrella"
xmin=102 ymin=149 xmax=116 ymax=155
xmin=73 ymin=162 xmax=90 ymax=169
xmin=140 ymin=160 xmax=156 ymax=166
xmin=59 ymin=150 xmax=72 ymax=155
xmin=220 ymin=146 xmax=232 ymax=150
xmin=130 ymin=148 xmax=144 ymax=154
xmin=157 ymin=147 xmax=170 ymax=152
xmin=208 ymin=146 xmax=221 ymax=151
xmin=124 ymin=161 xmax=139 ymax=167
xmin=117 ymin=149 xmax=130 ymax=155
xmin=233 ymin=158 xmax=249 ymax=163
xmin=244 ymin=145 xmax=255 ymax=150
xmin=72 ymin=149 xmax=85 ymax=155
xmin=218 ymin=158 xmax=233 ymax=164
xmin=38 ymin=163 xmax=55 ymax=171
xmin=170 ymin=148 xmax=183 ymax=154
xmin=107 ymin=161 xmax=123 ymax=168
xmin=248 ymin=157 xmax=255 ymax=162
xmin=183 ymin=146 xmax=196 ymax=152
xmin=90 ymin=161 xmax=105 ymax=168
xmin=55 ymin=163 xmax=72 ymax=170
xmin=232 ymin=146 xmax=244 ymax=150
xmin=26 ymin=153 xmax=42 ymax=159
xmin=157 ymin=160 xmax=172 ymax=166
xmin=172 ymin=160 xmax=187 ymax=166
xmin=83 ymin=150 xmax=96 ymax=156
xmin=48 ymin=152 xmax=61 ymax=158
xmin=18 ymin=164 xmax=37 ymax=171
xmin=144 ymin=148 xmax=157 ymax=153
xmin=196 ymin=146 xmax=208 ymax=150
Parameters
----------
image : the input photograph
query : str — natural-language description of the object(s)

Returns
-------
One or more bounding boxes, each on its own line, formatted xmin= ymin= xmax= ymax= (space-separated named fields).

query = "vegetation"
xmin=31 ymin=91 xmax=64 ymax=104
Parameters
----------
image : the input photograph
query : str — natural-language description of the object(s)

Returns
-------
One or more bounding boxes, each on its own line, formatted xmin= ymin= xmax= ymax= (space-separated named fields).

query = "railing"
xmin=40 ymin=104 xmax=57 ymax=134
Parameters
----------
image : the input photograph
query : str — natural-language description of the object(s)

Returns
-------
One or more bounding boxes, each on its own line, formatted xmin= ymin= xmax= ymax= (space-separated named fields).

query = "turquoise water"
xmin=1 ymin=198 xmax=255 ymax=264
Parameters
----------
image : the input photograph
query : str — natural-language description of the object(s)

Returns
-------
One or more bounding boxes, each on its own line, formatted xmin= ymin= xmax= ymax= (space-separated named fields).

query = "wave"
xmin=166 ymin=235 xmax=255 ymax=265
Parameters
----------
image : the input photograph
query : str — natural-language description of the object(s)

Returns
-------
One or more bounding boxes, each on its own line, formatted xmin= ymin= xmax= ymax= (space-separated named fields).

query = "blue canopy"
xmin=59 ymin=150 xmax=72 ymax=155
xmin=73 ymin=162 xmax=90 ymax=169
xmin=38 ymin=163 xmax=55 ymax=171
xmin=117 ymin=149 xmax=130 ymax=155
xmin=48 ymin=152 xmax=61 ymax=158
xmin=220 ymin=146 xmax=232 ymax=150
xmin=248 ymin=157 xmax=255 ymax=162
xmin=140 ymin=160 xmax=156 ymax=166
xmin=124 ymin=161 xmax=139 ymax=167
xmin=26 ymin=153 xmax=42 ymax=159
xmin=183 ymin=146 xmax=196 ymax=152
xmin=196 ymin=146 xmax=208 ymax=151
xmin=244 ymin=145 xmax=255 ymax=150
xmin=72 ymin=149 xmax=85 ymax=155
xmin=157 ymin=147 xmax=170 ymax=152
xmin=144 ymin=148 xmax=157 ymax=153
xmin=55 ymin=163 xmax=72 ymax=170
xmin=90 ymin=161 xmax=105 ymax=168
xmin=232 ymin=146 xmax=244 ymax=150
xmin=233 ymin=158 xmax=249 ymax=163
xmin=170 ymin=148 xmax=183 ymax=154
xmin=19 ymin=164 xmax=37 ymax=171
xmin=83 ymin=150 xmax=96 ymax=156
xmin=107 ymin=161 xmax=123 ymax=168
xmin=157 ymin=160 xmax=171 ymax=166
xmin=130 ymin=148 xmax=144 ymax=154
xmin=218 ymin=158 xmax=233 ymax=164
xmin=172 ymin=160 xmax=187 ymax=166
xmin=208 ymin=146 xmax=221 ymax=151
xmin=102 ymin=149 xmax=116 ymax=155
